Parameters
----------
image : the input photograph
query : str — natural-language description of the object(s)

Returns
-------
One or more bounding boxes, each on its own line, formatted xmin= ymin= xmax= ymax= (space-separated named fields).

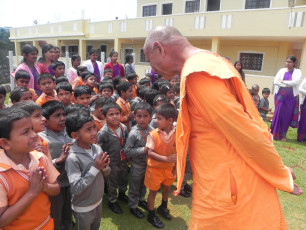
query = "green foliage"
xmin=0 ymin=28 xmax=14 ymax=84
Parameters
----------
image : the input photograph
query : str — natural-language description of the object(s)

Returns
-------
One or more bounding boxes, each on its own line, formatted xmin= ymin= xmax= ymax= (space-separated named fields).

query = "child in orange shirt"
xmin=0 ymin=108 xmax=60 ymax=229
xmin=72 ymin=66 xmax=87 ymax=90
xmin=116 ymin=81 xmax=133 ymax=130
xmin=127 ymin=73 xmax=138 ymax=99
xmin=12 ymin=101 xmax=52 ymax=161
xmin=145 ymin=103 xmax=177 ymax=229
xmin=14 ymin=70 xmax=38 ymax=100
xmin=91 ymin=96 xmax=109 ymax=131
xmin=36 ymin=73 xmax=58 ymax=106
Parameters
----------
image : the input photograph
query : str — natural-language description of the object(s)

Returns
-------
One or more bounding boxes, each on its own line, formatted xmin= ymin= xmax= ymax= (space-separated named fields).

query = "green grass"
xmin=83 ymin=125 xmax=305 ymax=230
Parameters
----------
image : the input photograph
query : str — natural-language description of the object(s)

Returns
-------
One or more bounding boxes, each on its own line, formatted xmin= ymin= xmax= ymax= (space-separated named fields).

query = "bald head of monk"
xmin=144 ymin=25 xmax=199 ymax=79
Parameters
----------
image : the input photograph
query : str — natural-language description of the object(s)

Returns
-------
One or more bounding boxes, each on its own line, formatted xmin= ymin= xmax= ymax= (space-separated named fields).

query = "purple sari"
xmin=31 ymin=66 xmax=42 ymax=94
xmin=297 ymin=100 xmax=306 ymax=142
xmin=48 ymin=65 xmax=55 ymax=76
xmin=271 ymin=70 xmax=299 ymax=140
xmin=93 ymin=62 xmax=101 ymax=82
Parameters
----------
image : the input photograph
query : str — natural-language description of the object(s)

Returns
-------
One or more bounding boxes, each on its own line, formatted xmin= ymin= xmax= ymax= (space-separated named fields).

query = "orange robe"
xmin=175 ymin=51 xmax=293 ymax=230
xmin=72 ymin=77 xmax=85 ymax=90
xmin=131 ymin=84 xmax=138 ymax=99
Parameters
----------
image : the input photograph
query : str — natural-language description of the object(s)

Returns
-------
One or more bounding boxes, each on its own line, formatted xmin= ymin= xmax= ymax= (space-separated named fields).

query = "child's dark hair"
xmin=0 ymin=108 xmax=30 ymax=139
xmin=77 ymin=66 xmax=87 ymax=76
xmin=125 ymin=54 xmax=133 ymax=64
xmin=81 ymin=71 xmax=92 ymax=81
xmin=0 ymin=85 xmax=6 ymax=96
xmin=38 ymin=44 xmax=54 ymax=63
xmin=15 ymin=70 xmax=30 ymax=80
xmin=155 ymin=103 xmax=177 ymax=120
xmin=84 ymin=72 xmax=97 ymax=81
xmin=21 ymin=44 xmax=39 ymax=64
xmin=51 ymin=61 xmax=65 ymax=70
xmin=174 ymin=82 xmax=180 ymax=94
xmin=113 ymin=76 xmax=123 ymax=88
xmin=42 ymin=100 xmax=65 ymax=120
xmin=12 ymin=100 xmax=41 ymax=115
xmin=145 ymin=73 xmax=152 ymax=79
xmin=65 ymin=110 xmax=92 ymax=138
xmin=109 ymin=50 xmax=118 ymax=57
xmin=139 ymin=78 xmax=150 ymax=86
xmin=116 ymin=81 xmax=132 ymax=96
xmin=89 ymin=48 xmax=99 ymax=56
xmin=74 ymin=85 xmax=91 ymax=98
xmin=104 ymin=69 xmax=113 ymax=75
xmin=134 ymin=102 xmax=153 ymax=115
xmin=55 ymin=76 xmax=69 ymax=85
xmin=10 ymin=87 xmax=30 ymax=103
xmin=101 ymin=76 xmax=113 ymax=83
xmin=38 ymin=73 xmax=55 ymax=84
xmin=144 ymin=89 xmax=159 ymax=106
xmin=153 ymin=94 xmax=169 ymax=106
xmin=56 ymin=82 xmax=73 ymax=93
xmin=65 ymin=104 xmax=88 ymax=115
xmin=102 ymin=103 xmax=121 ymax=116
xmin=152 ymin=79 xmax=169 ymax=91
xmin=262 ymin=88 xmax=271 ymax=94
xmin=127 ymin=73 xmax=138 ymax=81
xmin=160 ymin=83 xmax=173 ymax=95
xmin=137 ymin=85 xmax=149 ymax=99
xmin=99 ymin=83 xmax=114 ymax=93
xmin=95 ymin=96 xmax=110 ymax=109
xmin=71 ymin=54 xmax=81 ymax=65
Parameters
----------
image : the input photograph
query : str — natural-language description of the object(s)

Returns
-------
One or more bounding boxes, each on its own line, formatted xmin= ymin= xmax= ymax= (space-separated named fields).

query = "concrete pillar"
xmin=55 ymin=39 xmax=62 ymax=49
xmin=79 ymin=39 xmax=87 ymax=61
xmin=275 ymin=42 xmax=290 ymax=72
xmin=33 ymin=40 xmax=42 ymax=56
xmin=14 ymin=41 xmax=21 ymax=67
xmin=211 ymin=37 xmax=220 ymax=54
xmin=114 ymin=38 xmax=122 ymax=58
xmin=299 ymin=39 xmax=306 ymax=75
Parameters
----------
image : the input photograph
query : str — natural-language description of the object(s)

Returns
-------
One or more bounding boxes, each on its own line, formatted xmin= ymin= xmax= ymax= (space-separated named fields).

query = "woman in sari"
xmin=297 ymin=77 xmax=306 ymax=142
xmin=37 ymin=44 xmax=55 ymax=75
xmin=271 ymin=56 xmax=302 ymax=141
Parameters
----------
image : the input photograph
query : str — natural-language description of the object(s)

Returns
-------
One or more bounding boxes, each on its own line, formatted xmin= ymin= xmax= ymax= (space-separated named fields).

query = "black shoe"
xmin=157 ymin=205 xmax=171 ymax=220
xmin=108 ymin=201 xmax=123 ymax=214
xmin=184 ymin=184 xmax=192 ymax=193
xmin=179 ymin=189 xmax=191 ymax=198
xmin=138 ymin=200 xmax=148 ymax=210
xmin=130 ymin=208 xmax=145 ymax=218
xmin=147 ymin=214 xmax=164 ymax=228
xmin=118 ymin=193 xmax=129 ymax=203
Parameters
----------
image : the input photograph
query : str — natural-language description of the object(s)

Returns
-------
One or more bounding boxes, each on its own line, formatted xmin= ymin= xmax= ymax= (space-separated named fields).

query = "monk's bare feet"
xmin=281 ymin=138 xmax=287 ymax=141
xmin=291 ymin=183 xmax=303 ymax=196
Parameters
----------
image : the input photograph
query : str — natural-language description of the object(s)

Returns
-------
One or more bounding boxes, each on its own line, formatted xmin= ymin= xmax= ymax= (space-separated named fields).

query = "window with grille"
xmin=239 ymin=52 xmax=264 ymax=71
xmin=140 ymin=49 xmax=147 ymax=63
xmin=185 ymin=0 xmax=200 ymax=13
xmin=207 ymin=0 xmax=220 ymax=11
xmin=143 ymin=5 xmax=157 ymax=17
xmin=245 ymin=0 xmax=270 ymax=9
xmin=162 ymin=3 xmax=173 ymax=15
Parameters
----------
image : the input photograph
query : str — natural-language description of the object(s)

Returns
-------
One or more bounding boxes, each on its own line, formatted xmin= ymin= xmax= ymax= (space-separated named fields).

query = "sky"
xmin=0 ymin=0 xmax=138 ymax=28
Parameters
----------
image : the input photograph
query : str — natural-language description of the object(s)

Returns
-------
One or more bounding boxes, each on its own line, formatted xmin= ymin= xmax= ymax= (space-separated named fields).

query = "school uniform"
xmin=36 ymin=91 xmax=58 ymax=106
xmin=97 ymin=123 xmax=129 ymax=203
xmin=116 ymin=96 xmax=132 ymax=130
xmin=125 ymin=124 xmax=153 ymax=209
xmin=144 ymin=127 xmax=176 ymax=191
xmin=38 ymin=128 xmax=73 ymax=230
xmin=66 ymin=143 xmax=110 ymax=230
xmin=90 ymin=113 xmax=106 ymax=131
xmin=0 ymin=149 xmax=59 ymax=230
xmin=72 ymin=77 xmax=85 ymax=90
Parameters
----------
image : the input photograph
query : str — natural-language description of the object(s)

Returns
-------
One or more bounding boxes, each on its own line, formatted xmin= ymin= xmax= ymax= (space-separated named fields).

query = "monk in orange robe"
xmin=143 ymin=25 xmax=303 ymax=230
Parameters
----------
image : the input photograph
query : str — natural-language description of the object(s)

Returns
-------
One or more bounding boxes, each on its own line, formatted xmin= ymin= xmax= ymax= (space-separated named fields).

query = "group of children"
xmin=250 ymin=84 xmax=272 ymax=121
xmin=0 ymin=62 xmax=191 ymax=229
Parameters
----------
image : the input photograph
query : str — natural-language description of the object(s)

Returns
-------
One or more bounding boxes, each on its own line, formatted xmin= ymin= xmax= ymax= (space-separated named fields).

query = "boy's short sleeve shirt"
xmin=0 ymin=150 xmax=59 ymax=207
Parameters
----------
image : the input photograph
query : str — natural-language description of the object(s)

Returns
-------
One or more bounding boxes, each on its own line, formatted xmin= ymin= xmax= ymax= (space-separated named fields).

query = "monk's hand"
xmin=166 ymin=154 xmax=177 ymax=163
xmin=291 ymin=183 xmax=303 ymax=196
